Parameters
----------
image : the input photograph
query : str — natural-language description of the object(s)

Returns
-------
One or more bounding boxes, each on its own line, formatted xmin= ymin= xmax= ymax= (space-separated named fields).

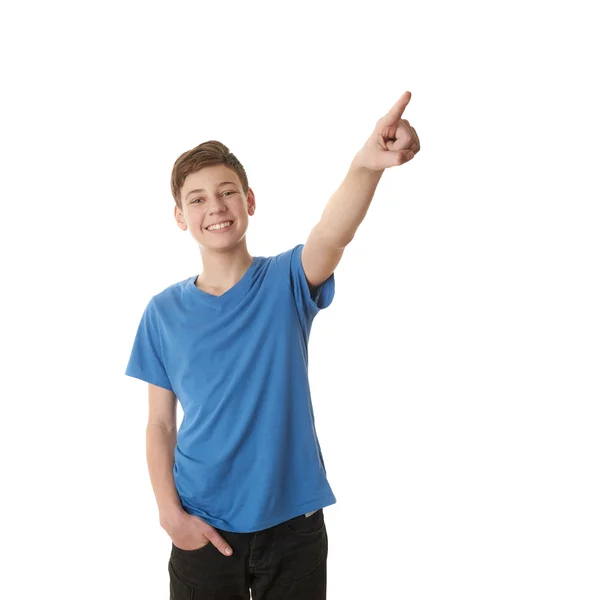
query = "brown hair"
xmin=170 ymin=140 xmax=249 ymax=209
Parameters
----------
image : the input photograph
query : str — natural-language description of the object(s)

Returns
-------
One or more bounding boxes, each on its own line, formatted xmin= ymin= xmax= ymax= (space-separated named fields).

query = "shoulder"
xmin=273 ymin=243 xmax=303 ymax=260
xmin=147 ymin=277 xmax=192 ymax=314
xmin=268 ymin=243 xmax=304 ymax=274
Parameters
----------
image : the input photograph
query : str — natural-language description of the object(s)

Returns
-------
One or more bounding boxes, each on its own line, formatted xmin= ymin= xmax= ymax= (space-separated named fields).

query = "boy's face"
xmin=175 ymin=164 xmax=256 ymax=249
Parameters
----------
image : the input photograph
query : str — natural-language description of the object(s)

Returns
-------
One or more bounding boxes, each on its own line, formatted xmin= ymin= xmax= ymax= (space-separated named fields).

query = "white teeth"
xmin=207 ymin=221 xmax=233 ymax=231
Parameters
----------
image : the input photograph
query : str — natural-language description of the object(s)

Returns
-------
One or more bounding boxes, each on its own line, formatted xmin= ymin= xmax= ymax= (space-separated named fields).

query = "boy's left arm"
xmin=302 ymin=91 xmax=421 ymax=290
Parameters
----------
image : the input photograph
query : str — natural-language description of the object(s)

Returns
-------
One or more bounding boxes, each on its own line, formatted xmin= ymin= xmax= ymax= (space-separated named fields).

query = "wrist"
xmin=351 ymin=152 xmax=385 ymax=176
xmin=159 ymin=506 xmax=187 ymax=532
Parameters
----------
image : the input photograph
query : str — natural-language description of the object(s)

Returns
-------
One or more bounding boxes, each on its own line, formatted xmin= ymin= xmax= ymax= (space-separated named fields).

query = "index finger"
xmin=381 ymin=91 xmax=411 ymax=125
xmin=205 ymin=528 xmax=234 ymax=556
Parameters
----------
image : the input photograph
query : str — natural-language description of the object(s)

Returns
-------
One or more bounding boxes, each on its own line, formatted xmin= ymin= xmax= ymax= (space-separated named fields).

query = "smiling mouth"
xmin=205 ymin=220 xmax=234 ymax=231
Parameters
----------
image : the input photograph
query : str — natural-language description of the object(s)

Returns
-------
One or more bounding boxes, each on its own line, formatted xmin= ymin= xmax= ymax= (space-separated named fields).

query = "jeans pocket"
xmin=279 ymin=512 xmax=328 ymax=583
xmin=172 ymin=540 xmax=211 ymax=553
xmin=284 ymin=508 xmax=325 ymax=536
xmin=168 ymin=559 xmax=194 ymax=600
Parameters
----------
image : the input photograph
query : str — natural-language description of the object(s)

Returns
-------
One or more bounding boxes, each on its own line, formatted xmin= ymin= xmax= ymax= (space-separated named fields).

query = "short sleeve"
xmin=125 ymin=298 xmax=173 ymax=391
xmin=275 ymin=243 xmax=335 ymax=327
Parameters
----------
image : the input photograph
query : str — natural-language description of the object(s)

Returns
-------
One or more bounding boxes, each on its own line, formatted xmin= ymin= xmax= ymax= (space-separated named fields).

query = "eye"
xmin=191 ymin=191 xmax=235 ymax=204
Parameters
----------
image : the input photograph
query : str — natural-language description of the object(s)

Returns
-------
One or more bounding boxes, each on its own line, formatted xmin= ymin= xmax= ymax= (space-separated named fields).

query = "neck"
xmin=196 ymin=241 xmax=254 ymax=292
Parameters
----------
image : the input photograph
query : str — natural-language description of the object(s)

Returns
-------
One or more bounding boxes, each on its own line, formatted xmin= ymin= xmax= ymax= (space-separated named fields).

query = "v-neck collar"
xmin=185 ymin=256 xmax=260 ymax=310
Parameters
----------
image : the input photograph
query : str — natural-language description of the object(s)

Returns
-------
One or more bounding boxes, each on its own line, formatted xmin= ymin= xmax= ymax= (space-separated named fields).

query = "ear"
xmin=174 ymin=204 xmax=187 ymax=231
xmin=247 ymin=188 xmax=256 ymax=215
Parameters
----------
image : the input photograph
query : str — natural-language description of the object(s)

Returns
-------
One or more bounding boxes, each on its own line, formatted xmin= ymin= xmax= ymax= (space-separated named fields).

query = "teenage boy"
xmin=126 ymin=91 xmax=419 ymax=599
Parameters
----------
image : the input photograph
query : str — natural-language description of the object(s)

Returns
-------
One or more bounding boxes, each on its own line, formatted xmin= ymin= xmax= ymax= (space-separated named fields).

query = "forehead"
xmin=181 ymin=164 xmax=240 ymax=195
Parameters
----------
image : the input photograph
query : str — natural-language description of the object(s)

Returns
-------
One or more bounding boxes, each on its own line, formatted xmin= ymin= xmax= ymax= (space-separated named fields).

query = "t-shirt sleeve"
xmin=275 ymin=243 xmax=335 ymax=327
xmin=125 ymin=298 xmax=173 ymax=391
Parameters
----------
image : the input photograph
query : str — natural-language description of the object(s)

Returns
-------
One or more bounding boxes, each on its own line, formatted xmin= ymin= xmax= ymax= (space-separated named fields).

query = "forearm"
xmin=146 ymin=423 xmax=185 ymax=528
xmin=318 ymin=154 xmax=384 ymax=248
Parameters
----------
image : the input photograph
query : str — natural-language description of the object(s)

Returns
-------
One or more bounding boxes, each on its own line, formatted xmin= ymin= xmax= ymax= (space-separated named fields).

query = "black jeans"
xmin=168 ymin=508 xmax=328 ymax=599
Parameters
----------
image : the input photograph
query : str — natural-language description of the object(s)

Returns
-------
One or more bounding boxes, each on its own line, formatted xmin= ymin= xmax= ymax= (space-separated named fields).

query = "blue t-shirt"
xmin=125 ymin=244 xmax=337 ymax=532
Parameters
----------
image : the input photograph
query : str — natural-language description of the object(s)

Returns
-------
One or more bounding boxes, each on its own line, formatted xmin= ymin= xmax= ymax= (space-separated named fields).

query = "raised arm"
xmin=301 ymin=91 xmax=420 ymax=288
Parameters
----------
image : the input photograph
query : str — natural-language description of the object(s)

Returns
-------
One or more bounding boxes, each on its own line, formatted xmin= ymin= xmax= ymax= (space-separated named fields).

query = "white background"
xmin=1 ymin=1 xmax=599 ymax=598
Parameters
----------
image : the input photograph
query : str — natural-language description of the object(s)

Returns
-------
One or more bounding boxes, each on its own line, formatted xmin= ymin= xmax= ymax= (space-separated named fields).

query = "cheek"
xmin=189 ymin=207 xmax=206 ymax=220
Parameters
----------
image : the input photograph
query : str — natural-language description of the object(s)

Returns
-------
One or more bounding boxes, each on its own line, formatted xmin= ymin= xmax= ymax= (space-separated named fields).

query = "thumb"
xmin=205 ymin=527 xmax=233 ymax=556
xmin=391 ymin=149 xmax=414 ymax=166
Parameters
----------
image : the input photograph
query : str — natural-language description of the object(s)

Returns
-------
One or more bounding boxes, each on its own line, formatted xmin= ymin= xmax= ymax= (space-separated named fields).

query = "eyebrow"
xmin=185 ymin=181 xmax=238 ymax=200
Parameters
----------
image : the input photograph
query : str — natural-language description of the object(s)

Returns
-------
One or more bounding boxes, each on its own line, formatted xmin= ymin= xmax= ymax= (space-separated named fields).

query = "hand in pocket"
xmin=166 ymin=513 xmax=233 ymax=556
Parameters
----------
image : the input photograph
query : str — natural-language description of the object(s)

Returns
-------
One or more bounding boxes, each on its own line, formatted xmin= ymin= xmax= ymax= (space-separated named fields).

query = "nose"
xmin=207 ymin=195 xmax=228 ymax=215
